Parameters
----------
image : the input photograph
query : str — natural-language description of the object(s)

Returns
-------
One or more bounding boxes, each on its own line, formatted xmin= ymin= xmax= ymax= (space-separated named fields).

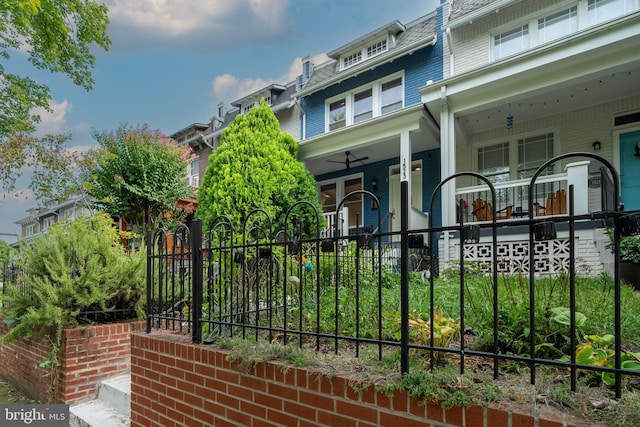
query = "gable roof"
xmin=296 ymin=13 xmax=438 ymax=97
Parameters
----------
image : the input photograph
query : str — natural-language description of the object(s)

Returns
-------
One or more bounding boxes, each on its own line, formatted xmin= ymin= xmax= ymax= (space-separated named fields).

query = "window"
xmin=342 ymin=51 xmax=363 ymax=68
xmin=381 ymin=78 xmax=403 ymax=114
xmin=325 ymin=74 xmax=403 ymax=132
xmin=340 ymin=37 xmax=389 ymax=70
xmin=25 ymin=224 xmax=36 ymax=237
xmin=329 ymin=99 xmax=346 ymax=130
xmin=367 ymin=40 xmax=387 ymax=58
xmin=353 ymin=89 xmax=373 ymax=123
xmin=476 ymin=133 xmax=555 ymax=181
xmin=187 ymin=156 xmax=200 ymax=187
xmin=492 ymin=1 xmax=639 ymax=61
xmin=538 ymin=7 xmax=578 ymax=44
xmin=243 ymin=104 xmax=254 ymax=114
xmin=494 ymin=25 xmax=529 ymax=60
xmin=319 ymin=175 xmax=363 ymax=228
xmin=518 ymin=133 xmax=554 ymax=178
xmin=42 ymin=216 xmax=56 ymax=232
xmin=588 ymin=0 xmax=636 ymax=25
xmin=478 ymin=142 xmax=510 ymax=183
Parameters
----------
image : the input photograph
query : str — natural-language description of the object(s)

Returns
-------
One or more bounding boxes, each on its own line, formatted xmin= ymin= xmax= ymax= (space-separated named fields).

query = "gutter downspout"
xmin=446 ymin=27 xmax=455 ymax=77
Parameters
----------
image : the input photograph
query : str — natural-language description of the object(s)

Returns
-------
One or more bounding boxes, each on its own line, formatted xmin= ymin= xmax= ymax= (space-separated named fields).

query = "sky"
xmin=1 ymin=0 xmax=440 ymax=244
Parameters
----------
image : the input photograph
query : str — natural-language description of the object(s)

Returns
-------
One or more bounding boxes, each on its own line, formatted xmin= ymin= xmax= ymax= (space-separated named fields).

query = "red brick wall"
xmin=130 ymin=331 xmax=587 ymax=427
xmin=0 ymin=320 xmax=145 ymax=404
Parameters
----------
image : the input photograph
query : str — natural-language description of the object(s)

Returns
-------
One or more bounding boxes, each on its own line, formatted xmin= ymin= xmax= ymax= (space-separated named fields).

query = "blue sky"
xmin=1 ymin=0 xmax=440 ymax=243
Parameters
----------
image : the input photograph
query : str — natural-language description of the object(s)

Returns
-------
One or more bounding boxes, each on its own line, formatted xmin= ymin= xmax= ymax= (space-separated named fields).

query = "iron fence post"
xmin=145 ymin=230 xmax=153 ymax=333
xmin=400 ymin=180 xmax=409 ymax=374
xmin=192 ymin=219 xmax=203 ymax=343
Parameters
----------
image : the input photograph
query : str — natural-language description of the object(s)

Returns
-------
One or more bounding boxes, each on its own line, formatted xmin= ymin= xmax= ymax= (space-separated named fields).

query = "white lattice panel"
xmin=460 ymin=239 xmax=572 ymax=275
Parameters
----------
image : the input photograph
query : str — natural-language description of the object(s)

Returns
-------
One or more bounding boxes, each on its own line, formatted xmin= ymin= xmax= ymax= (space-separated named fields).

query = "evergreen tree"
xmin=197 ymin=100 xmax=321 ymax=236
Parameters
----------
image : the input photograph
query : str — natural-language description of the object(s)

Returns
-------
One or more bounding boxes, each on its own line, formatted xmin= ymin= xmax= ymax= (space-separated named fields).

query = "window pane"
xmin=342 ymin=51 xmax=362 ymax=68
xmin=381 ymin=78 xmax=403 ymax=114
xmin=494 ymin=25 xmax=529 ymax=59
xmin=478 ymin=142 xmax=510 ymax=183
xmin=344 ymin=178 xmax=363 ymax=227
xmin=538 ymin=7 xmax=578 ymax=44
xmin=588 ymin=0 xmax=635 ymax=25
xmin=329 ymin=99 xmax=346 ymax=130
xmin=367 ymin=39 xmax=387 ymax=57
xmin=320 ymin=183 xmax=337 ymax=213
xmin=518 ymin=133 xmax=554 ymax=178
xmin=353 ymin=89 xmax=373 ymax=123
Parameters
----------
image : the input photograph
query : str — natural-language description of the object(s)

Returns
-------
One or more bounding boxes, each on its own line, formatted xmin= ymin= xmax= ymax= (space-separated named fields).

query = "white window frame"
xmin=340 ymin=36 xmax=389 ymax=71
xmin=491 ymin=0 xmax=639 ymax=61
xmin=475 ymin=131 xmax=557 ymax=180
xmin=318 ymin=173 xmax=364 ymax=228
xmin=187 ymin=156 xmax=200 ymax=188
xmin=324 ymin=72 xmax=404 ymax=132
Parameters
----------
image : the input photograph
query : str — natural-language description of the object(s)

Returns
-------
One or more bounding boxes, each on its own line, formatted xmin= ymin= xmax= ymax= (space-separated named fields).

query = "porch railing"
xmin=455 ymin=161 xmax=590 ymax=222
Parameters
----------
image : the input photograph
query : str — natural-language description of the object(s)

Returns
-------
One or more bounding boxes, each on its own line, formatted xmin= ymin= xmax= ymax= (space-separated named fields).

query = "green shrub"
xmin=2 ymin=213 xmax=145 ymax=342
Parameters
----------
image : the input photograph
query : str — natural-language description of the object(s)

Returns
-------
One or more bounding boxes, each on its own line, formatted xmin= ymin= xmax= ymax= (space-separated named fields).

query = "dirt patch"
xmin=0 ymin=377 xmax=37 ymax=404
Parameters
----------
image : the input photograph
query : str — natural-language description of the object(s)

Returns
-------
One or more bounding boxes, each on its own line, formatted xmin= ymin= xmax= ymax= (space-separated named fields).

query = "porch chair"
xmin=533 ymin=189 xmax=567 ymax=216
xmin=471 ymin=199 xmax=513 ymax=221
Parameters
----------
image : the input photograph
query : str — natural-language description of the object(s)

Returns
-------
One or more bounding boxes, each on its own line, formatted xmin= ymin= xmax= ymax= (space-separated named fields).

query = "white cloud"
xmin=33 ymin=99 xmax=72 ymax=136
xmin=105 ymin=0 xmax=290 ymax=52
xmin=212 ymin=53 xmax=329 ymax=105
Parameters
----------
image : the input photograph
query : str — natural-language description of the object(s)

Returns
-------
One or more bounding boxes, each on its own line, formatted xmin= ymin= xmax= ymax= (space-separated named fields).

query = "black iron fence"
xmin=145 ymin=153 xmax=640 ymax=398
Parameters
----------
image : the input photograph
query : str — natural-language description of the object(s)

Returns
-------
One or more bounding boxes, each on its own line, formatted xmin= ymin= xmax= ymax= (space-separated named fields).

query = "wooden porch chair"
xmin=472 ymin=199 xmax=513 ymax=221
xmin=534 ymin=189 xmax=567 ymax=216
xmin=472 ymin=199 xmax=491 ymax=221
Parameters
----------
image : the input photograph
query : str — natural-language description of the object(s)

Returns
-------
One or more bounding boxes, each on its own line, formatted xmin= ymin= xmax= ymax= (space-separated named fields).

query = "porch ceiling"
xmin=299 ymin=104 xmax=440 ymax=176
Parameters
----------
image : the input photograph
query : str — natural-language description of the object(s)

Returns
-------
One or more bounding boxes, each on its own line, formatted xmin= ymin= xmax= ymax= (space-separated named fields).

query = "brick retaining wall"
xmin=131 ymin=331 xmax=590 ymax=427
xmin=0 ymin=320 xmax=145 ymax=404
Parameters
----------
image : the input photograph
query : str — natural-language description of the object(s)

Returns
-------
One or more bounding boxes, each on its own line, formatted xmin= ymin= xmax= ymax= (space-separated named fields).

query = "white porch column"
xmin=440 ymin=87 xmax=456 ymax=265
xmin=400 ymin=129 xmax=412 ymax=210
xmin=565 ymin=160 xmax=590 ymax=215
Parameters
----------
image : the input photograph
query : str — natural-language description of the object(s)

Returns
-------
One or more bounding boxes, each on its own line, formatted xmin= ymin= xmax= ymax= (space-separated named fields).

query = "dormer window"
xmin=342 ymin=51 xmax=363 ymax=69
xmin=340 ymin=37 xmax=389 ymax=70
xmin=367 ymin=39 xmax=387 ymax=58
xmin=243 ymin=104 xmax=254 ymax=114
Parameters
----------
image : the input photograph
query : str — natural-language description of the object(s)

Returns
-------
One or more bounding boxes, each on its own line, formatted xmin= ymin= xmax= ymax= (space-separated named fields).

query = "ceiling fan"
xmin=326 ymin=151 xmax=369 ymax=171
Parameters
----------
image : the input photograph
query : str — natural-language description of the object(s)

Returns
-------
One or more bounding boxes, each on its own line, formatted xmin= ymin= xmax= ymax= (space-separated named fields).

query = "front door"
xmin=620 ymin=130 xmax=640 ymax=211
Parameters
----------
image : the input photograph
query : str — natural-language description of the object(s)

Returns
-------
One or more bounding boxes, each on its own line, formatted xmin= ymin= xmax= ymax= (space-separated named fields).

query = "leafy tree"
xmin=0 ymin=0 xmax=110 ymax=193
xmin=197 ymin=100 xmax=321 ymax=236
xmin=81 ymin=125 xmax=195 ymax=233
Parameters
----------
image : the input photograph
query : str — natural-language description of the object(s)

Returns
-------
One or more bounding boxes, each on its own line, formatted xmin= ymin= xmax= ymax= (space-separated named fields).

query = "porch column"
xmin=400 ymin=130 xmax=412 ymax=209
xmin=440 ymin=87 xmax=456 ymax=265
xmin=565 ymin=160 xmax=590 ymax=215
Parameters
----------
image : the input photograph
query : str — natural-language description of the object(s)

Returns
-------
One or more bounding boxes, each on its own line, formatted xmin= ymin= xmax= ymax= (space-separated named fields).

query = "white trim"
xmin=324 ymin=71 xmax=404 ymax=133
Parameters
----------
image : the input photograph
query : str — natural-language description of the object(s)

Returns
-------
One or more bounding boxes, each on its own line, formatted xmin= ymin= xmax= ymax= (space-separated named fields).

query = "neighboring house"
xmin=419 ymin=0 xmax=640 ymax=273
xmin=14 ymin=195 xmax=92 ymax=244
xmin=296 ymin=11 xmax=444 ymax=239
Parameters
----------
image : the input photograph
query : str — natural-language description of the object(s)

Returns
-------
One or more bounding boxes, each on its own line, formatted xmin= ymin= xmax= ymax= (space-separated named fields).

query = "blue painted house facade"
xmin=296 ymin=8 xmax=445 ymax=240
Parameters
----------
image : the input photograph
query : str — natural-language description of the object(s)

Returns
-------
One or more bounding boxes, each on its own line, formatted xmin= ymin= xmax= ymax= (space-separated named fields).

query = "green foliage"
xmin=407 ymin=308 xmax=460 ymax=364
xmin=197 ymin=100 xmax=321 ymax=236
xmin=605 ymin=229 xmax=640 ymax=263
xmin=0 ymin=239 xmax=15 ymax=265
xmin=82 ymin=125 xmax=195 ymax=233
xmin=2 ymin=213 xmax=145 ymax=343
xmin=0 ymin=0 xmax=110 ymax=192
xmin=569 ymin=334 xmax=640 ymax=387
